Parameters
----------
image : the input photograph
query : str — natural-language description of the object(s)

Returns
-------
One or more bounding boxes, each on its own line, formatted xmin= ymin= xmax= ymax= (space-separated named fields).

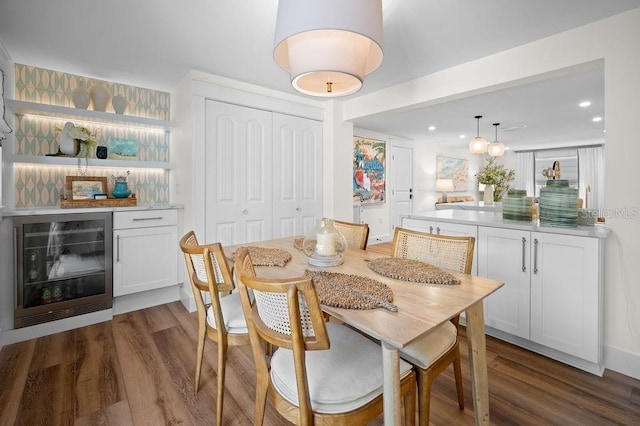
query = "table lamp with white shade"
xmin=435 ymin=179 xmax=454 ymax=203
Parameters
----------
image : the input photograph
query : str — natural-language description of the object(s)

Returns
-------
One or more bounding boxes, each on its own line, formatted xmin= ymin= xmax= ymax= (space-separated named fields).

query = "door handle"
xmin=533 ymin=238 xmax=539 ymax=274
xmin=242 ymin=210 xmax=249 ymax=215
xmin=296 ymin=207 xmax=302 ymax=212
xmin=436 ymin=227 xmax=441 ymax=235
xmin=521 ymin=237 xmax=527 ymax=271
xmin=116 ymin=235 xmax=120 ymax=263
xmin=429 ymin=226 xmax=433 ymax=234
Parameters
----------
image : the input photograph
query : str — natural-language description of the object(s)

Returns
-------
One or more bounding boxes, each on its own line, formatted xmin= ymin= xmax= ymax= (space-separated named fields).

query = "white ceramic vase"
xmin=58 ymin=122 xmax=77 ymax=155
xmin=483 ymin=184 xmax=494 ymax=204
xmin=71 ymin=81 xmax=90 ymax=109
xmin=112 ymin=95 xmax=127 ymax=114
xmin=89 ymin=83 xmax=111 ymax=112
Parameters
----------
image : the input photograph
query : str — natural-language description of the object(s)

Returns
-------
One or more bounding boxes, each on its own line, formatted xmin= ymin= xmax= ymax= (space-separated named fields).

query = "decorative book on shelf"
xmin=60 ymin=193 xmax=137 ymax=208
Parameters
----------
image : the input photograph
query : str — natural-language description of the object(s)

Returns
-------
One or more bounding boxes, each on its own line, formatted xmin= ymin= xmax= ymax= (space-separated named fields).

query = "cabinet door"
xmin=435 ymin=222 xmax=478 ymax=275
xmin=530 ymin=232 xmax=600 ymax=362
xmin=205 ymin=100 xmax=273 ymax=246
xmin=113 ymin=226 xmax=178 ymax=296
xmin=478 ymin=226 xmax=531 ymax=338
xmin=272 ymin=113 xmax=322 ymax=238
xmin=401 ymin=218 xmax=437 ymax=234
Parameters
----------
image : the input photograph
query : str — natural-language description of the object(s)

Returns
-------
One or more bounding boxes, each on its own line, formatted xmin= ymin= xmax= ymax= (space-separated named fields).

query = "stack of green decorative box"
xmin=502 ymin=189 xmax=533 ymax=221
xmin=539 ymin=179 xmax=578 ymax=227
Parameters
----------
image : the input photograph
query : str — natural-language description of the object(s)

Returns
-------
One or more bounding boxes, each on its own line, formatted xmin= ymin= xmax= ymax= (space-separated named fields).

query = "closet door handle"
xmin=116 ymin=235 xmax=121 ymax=263
xmin=521 ymin=237 xmax=527 ymax=271
xmin=296 ymin=207 xmax=302 ymax=212
xmin=533 ymin=238 xmax=539 ymax=274
xmin=241 ymin=210 xmax=249 ymax=215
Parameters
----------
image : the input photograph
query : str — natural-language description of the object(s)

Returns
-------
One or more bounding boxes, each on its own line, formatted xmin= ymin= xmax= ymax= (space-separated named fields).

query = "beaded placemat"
xmin=367 ymin=257 xmax=461 ymax=285
xmin=293 ymin=237 xmax=304 ymax=251
xmin=230 ymin=246 xmax=292 ymax=267
xmin=305 ymin=269 xmax=397 ymax=312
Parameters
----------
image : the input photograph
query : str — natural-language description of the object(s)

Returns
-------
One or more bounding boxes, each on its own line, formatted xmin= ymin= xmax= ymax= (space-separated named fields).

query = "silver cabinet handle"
xmin=534 ymin=238 xmax=539 ymax=274
xmin=132 ymin=217 xmax=163 ymax=221
xmin=521 ymin=237 xmax=527 ymax=271
xmin=116 ymin=235 xmax=120 ymax=263
xmin=242 ymin=210 xmax=249 ymax=215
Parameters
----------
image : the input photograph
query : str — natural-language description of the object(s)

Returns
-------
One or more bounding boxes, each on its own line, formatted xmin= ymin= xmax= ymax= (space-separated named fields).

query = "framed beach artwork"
xmin=436 ymin=155 xmax=469 ymax=192
xmin=65 ymin=176 xmax=108 ymax=200
xmin=353 ymin=136 xmax=386 ymax=203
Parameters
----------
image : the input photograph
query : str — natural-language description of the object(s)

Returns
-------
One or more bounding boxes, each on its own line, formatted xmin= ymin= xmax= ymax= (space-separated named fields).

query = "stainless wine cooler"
xmin=14 ymin=212 xmax=113 ymax=328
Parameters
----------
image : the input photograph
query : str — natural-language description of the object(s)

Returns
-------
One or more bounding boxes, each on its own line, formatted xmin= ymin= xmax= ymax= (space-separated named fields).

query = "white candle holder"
xmin=302 ymin=218 xmax=348 ymax=267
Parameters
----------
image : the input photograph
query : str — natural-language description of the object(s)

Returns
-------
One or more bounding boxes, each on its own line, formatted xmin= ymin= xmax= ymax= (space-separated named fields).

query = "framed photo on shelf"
xmin=65 ymin=176 xmax=108 ymax=200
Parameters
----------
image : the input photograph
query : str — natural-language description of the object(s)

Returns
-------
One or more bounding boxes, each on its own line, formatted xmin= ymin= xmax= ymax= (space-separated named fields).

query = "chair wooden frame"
xmin=332 ymin=219 xmax=370 ymax=250
xmin=391 ymin=227 xmax=475 ymax=426
xmin=179 ymin=231 xmax=251 ymax=426
xmin=234 ymin=247 xmax=415 ymax=426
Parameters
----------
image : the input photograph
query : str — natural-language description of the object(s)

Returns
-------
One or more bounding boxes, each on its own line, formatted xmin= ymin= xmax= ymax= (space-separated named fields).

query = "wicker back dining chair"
xmin=391 ymin=227 xmax=475 ymax=426
xmin=234 ymin=247 xmax=416 ymax=426
xmin=179 ymin=231 xmax=250 ymax=426
xmin=332 ymin=219 xmax=370 ymax=250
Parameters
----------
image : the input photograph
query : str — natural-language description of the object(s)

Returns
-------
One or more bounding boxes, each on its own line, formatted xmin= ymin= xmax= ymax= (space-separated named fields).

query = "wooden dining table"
xmin=226 ymin=237 xmax=503 ymax=425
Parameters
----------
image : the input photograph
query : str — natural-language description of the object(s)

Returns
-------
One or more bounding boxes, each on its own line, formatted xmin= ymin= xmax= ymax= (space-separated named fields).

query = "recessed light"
xmin=579 ymin=101 xmax=591 ymax=108
xmin=428 ymin=125 xmax=436 ymax=131
xmin=592 ymin=116 xmax=602 ymax=122
xmin=459 ymin=134 xmax=465 ymax=139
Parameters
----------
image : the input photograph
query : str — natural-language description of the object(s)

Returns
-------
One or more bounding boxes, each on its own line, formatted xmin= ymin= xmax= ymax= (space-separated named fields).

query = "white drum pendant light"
xmin=488 ymin=123 xmax=505 ymax=157
xmin=469 ymin=115 xmax=488 ymax=155
xmin=273 ymin=0 xmax=384 ymax=97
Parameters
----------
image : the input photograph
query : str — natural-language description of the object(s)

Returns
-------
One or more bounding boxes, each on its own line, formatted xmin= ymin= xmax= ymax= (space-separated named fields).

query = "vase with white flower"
xmin=56 ymin=121 xmax=98 ymax=174
xmin=111 ymin=170 xmax=131 ymax=198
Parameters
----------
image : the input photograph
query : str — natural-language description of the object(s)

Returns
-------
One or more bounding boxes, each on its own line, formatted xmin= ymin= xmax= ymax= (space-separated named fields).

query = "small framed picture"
xmin=65 ymin=176 xmax=108 ymax=200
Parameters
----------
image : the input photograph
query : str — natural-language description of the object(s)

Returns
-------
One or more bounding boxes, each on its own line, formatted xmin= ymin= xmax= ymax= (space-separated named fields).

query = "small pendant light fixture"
xmin=469 ymin=115 xmax=488 ymax=155
xmin=273 ymin=0 xmax=384 ymax=97
xmin=488 ymin=122 xmax=505 ymax=157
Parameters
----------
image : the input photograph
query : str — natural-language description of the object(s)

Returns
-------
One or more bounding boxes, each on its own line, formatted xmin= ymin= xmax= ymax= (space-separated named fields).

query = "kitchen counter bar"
xmin=406 ymin=209 xmax=609 ymax=238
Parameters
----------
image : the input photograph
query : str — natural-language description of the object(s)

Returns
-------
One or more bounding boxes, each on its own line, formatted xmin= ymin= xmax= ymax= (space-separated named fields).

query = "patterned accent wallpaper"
xmin=14 ymin=164 xmax=169 ymax=208
xmin=11 ymin=64 xmax=170 ymax=208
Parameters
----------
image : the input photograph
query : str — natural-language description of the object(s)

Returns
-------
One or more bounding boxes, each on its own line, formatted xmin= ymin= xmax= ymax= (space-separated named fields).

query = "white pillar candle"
xmin=316 ymin=232 xmax=336 ymax=256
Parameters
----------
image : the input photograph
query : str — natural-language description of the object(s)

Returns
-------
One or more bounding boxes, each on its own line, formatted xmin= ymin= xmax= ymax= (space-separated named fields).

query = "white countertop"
xmin=435 ymin=201 xmax=503 ymax=212
xmin=3 ymin=203 xmax=184 ymax=217
xmin=406 ymin=210 xmax=609 ymax=238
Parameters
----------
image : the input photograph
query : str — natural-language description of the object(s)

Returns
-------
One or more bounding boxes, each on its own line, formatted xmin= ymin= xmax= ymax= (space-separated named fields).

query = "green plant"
xmin=55 ymin=123 xmax=98 ymax=175
xmin=475 ymin=157 xmax=515 ymax=202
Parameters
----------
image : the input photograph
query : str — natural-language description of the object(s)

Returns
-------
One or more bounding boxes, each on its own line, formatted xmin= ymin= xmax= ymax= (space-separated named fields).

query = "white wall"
xmin=341 ymin=9 xmax=640 ymax=380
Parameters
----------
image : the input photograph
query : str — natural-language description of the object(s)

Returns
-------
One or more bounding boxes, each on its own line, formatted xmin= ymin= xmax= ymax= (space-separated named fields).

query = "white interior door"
xmin=272 ymin=113 xmax=322 ymax=238
xmin=390 ymin=145 xmax=413 ymax=231
xmin=205 ymin=100 xmax=272 ymax=245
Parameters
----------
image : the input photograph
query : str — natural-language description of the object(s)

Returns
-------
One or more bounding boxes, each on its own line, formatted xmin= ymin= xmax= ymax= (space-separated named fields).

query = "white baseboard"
xmin=179 ymin=286 xmax=196 ymax=313
xmin=604 ymin=345 xmax=640 ymax=380
xmin=112 ymin=285 xmax=181 ymax=315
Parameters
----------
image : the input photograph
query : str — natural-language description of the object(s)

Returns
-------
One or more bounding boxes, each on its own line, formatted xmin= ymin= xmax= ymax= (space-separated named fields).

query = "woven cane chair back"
xmin=332 ymin=219 xmax=370 ymax=250
xmin=391 ymin=227 xmax=475 ymax=274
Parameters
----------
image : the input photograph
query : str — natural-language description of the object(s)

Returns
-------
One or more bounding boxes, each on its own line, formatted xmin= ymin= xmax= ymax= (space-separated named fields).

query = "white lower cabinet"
xmin=402 ymin=218 xmax=478 ymax=275
xmin=113 ymin=210 xmax=178 ymax=296
xmin=479 ymin=226 xmax=602 ymax=367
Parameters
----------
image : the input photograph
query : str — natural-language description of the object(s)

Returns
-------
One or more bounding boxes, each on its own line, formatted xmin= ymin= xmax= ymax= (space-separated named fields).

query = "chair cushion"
xmin=270 ymin=321 xmax=413 ymax=414
xmin=399 ymin=321 xmax=457 ymax=369
xmin=206 ymin=292 xmax=248 ymax=334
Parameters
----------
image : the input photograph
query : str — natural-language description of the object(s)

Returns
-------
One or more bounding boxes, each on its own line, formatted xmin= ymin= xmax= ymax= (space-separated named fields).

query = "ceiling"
xmin=2 ymin=0 xmax=639 ymax=150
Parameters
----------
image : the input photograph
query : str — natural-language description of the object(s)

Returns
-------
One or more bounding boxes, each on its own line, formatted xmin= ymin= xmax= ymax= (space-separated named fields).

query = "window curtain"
xmin=578 ymin=146 xmax=605 ymax=211
xmin=515 ymin=151 xmax=535 ymax=196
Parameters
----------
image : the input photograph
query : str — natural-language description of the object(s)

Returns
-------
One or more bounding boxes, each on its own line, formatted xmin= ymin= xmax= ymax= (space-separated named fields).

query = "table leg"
xmin=381 ymin=341 xmax=402 ymax=425
xmin=466 ymin=301 xmax=490 ymax=425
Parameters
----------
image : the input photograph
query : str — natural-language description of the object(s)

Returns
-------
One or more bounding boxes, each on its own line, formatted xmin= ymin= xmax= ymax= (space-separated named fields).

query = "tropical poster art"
xmin=353 ymin=136 xmax=386 ymax=203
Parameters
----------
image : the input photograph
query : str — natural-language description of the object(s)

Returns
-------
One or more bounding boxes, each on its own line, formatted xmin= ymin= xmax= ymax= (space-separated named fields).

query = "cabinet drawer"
xmin=113 ymin=209 xmax=177 ymax=229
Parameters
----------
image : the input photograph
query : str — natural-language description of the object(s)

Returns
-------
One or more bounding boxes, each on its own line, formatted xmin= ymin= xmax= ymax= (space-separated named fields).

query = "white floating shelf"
xmin=9 ymin=155 xmax=170 ymax=170
xmin=7 ymin=100 xmax=171 ymax=131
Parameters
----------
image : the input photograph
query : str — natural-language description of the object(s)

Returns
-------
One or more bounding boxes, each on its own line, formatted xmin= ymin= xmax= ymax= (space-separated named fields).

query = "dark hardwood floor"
xmin=1 ymin=300 xmax=639 ymax=425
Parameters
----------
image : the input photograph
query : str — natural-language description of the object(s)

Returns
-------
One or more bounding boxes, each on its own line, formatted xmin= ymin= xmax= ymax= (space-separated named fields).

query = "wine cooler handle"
xmin=14 ymin=227 xmax=20 ymax=309
xmin=521 ymin=237 xmax=527 ymax=272
xmin=116 ymin=235 xmax=121 ymax=263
